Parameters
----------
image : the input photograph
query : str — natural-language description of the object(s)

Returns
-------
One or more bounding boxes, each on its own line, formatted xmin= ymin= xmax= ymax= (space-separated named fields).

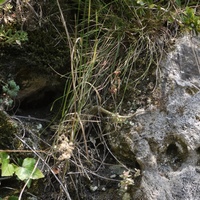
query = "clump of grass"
xmin=56 ymin=0 xmax=177 ymax=135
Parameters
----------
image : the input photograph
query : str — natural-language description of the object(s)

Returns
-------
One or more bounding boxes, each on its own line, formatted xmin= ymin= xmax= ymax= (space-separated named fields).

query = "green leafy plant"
xmin=3 ymin=80 xmax=20 ymax=98
xmin=0 ymin=0 xmax=28 ymax=46
xmin=0 ymin=152 xmax=44 ymax=188
xmin=182 ymin=7 xmax=200 ymax=33
xmin=0 ymin=25 xmax=28 ymax=45
xmin=0 ymin=80 xmax=20 ymax=109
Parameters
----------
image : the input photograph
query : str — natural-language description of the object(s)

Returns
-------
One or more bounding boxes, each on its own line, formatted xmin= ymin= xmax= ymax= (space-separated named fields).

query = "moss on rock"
xmin=0 ymin=110 xmax=18 ymax=149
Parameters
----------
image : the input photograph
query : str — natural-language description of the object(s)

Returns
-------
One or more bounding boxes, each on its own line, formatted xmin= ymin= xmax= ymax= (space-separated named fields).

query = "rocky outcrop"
xmin=108 ymin=34 xmax=200 ymax=200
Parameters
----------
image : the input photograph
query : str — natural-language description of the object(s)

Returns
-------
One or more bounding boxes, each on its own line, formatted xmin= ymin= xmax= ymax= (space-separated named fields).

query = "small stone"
xmin=110 ymin=174 xmax=117 ymax=178
xmin=90 ymin=185 xmax=98 ymax=192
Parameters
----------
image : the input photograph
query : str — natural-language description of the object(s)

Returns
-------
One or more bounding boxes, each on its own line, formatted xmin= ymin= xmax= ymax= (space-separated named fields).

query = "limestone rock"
xmin=108 ymin=34 xmax=200 ymax=200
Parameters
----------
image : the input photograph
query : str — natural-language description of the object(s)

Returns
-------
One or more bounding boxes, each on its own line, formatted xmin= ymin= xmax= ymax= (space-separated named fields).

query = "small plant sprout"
xmin=182 ymin=7 xmax=200 ymax=33
xmin=0 ymin=80 xmax=19 ymax=109
xmin=3 ymin=80 xmax=20 ymax=98
xmin=119 ymin=170 xmax=134 ymax=192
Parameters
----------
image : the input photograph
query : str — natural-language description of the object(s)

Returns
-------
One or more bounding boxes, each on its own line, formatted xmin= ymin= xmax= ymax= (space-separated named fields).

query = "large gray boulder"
xmin=109 ymin=35 xmax=200 ymax=200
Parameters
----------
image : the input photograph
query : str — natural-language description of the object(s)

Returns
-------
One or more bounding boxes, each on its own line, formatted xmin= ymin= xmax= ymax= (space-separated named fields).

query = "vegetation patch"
xmin=0 ymin=0 xmax=200 ymax=199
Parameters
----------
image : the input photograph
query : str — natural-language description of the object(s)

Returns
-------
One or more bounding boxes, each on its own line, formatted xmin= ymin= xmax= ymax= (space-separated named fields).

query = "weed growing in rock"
xmin=182 ymin=7 xmax=200 ymax=34
xmin=51 ymin=0 xmax=186 ymax=199
xmin=119 ymin=170 xmax=134 ymax=192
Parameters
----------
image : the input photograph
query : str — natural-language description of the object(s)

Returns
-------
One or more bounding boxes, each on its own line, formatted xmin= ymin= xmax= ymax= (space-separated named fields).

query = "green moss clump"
xmin=0 ymin=111 xmax=18 ymax=149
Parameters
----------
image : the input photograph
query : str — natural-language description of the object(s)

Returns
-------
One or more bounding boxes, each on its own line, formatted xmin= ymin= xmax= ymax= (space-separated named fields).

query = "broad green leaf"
xmin=30 ymin=168 xmax=44 ymax=180
xmin=15 ymin=167 xmax=30 ymax=180
xmin=22 ymin=158 xmax=44 ymax=179
xmin=1 ymin=163 xmax=15 ymax=176
xmin=0 ymin=152 xmax=9 ymax=163
xmin=15 ymin=158 xmax=44 ymax=181
xmin=0 ymin=152 xmax=15 ymax=176
xmin=15 ymin=166 xmax=44 ymax=180
xmin=22 ymin=158 xmax=36 ymax=170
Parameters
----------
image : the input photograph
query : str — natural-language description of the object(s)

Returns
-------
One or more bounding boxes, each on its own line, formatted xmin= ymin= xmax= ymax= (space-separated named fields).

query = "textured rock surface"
xmin=109 ymin=35 xmax=200 ymax=200
xmin=0 ymin=110 xmax=18 ymax=149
